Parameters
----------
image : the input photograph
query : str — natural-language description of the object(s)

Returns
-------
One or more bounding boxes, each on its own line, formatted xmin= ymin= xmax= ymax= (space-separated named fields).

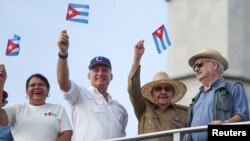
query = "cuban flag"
xmin=6 ymin=34 xmax=21 ymax=56
xmin=66 ymin=3 xmax=89 ymax=24
xmin=152 ymin=24 xmax=171 ymax=54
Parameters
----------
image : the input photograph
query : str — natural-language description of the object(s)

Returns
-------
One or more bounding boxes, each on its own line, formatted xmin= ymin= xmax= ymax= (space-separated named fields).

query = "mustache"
xmin=158 ymin=94 xmax=171 ymax=98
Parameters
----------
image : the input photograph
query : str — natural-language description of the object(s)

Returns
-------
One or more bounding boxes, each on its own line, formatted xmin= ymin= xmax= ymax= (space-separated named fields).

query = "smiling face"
xmin=26 ymin=76 xmax=49 ymax=106
xmin=151 ymin=83 xmax=175 ymax=109
xmin=88 ymin=65 xmax=113 ymax=92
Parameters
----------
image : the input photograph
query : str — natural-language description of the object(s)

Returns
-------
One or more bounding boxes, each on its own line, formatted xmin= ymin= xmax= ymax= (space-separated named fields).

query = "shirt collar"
xmin=199 ymin=77 xmax=223 ymax=92
xmin=89 ymin=86 xmax=112 ymax=102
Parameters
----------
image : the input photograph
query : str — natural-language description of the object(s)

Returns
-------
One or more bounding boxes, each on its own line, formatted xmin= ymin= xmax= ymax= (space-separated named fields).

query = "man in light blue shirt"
xmin=184 ymin=48 xmax=249 ymax=141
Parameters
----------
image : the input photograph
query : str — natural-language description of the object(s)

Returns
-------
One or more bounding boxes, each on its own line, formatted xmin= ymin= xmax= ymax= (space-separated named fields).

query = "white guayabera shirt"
xmin=63 ymin=81 xmax=128 ymax=141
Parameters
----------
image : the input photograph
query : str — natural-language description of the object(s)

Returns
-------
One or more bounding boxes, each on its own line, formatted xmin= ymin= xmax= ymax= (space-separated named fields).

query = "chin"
xmin=159 ymin=102 xmax=169 ymax=105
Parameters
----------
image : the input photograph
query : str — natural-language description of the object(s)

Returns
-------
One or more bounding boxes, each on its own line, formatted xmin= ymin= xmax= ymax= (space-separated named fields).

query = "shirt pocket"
xmin=143 ymin=113 xmax=159 ymax=133
xmin=87 ymin=98 xmax=104 ymax=113
xmin=171 ymin=118 xmax=185 ymax=128
xmin=217 ymin=89 xmax=231 ymax=112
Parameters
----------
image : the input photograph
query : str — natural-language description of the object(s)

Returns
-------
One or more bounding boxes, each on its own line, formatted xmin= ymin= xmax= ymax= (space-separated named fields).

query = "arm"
xmin=57 ymin=30 xmax=71 ymax=92
xmin=209 ymin=114 xmax=244 ymax=125
xmin=56 ymin=106 xmax=73 ymax=141
xmin=209 ymin=82 xmax=249 ymax=125
xmin=56 ymin=130 xmax=72 ymax=141
xmin=0 ymin=64 xmax=9 ymax=126
xmin=230 ymin=82 xmax=249 ymax=121
xmin=127 ymin=40 xmax=146 ymax=119
xmin=133 ymin=40 xmax=144 ymax=67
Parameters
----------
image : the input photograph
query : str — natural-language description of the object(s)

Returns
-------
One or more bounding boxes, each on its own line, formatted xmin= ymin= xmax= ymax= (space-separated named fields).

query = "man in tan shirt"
xmin=128 ymin=40 xmax=188 ymax=141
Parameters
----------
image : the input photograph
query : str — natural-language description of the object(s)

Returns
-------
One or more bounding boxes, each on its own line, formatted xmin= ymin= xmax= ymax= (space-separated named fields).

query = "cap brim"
xmin=89 ymin=63 xmax=111 ymax=70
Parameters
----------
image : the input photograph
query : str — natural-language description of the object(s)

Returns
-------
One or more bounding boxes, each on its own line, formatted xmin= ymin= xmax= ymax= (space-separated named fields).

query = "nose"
xmin=159 ymin=89 xmax=169 ymax=93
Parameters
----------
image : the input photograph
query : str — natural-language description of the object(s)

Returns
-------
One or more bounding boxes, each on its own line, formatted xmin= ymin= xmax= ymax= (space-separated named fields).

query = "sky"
xmin=0 ymin=0 xmax=169 ymax=137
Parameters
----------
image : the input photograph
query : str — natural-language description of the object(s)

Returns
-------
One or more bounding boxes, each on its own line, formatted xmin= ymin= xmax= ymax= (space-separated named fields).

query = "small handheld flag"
xmin=152 ymin=24 xmax=171 ymax=54
xmin=6 ymin=34 xmax=21 ymax=56
xmin=66 ymin=3 xmax=89 ymax=24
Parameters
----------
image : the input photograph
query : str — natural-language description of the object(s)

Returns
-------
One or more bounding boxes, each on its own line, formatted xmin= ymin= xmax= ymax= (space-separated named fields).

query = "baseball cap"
xmin=88 ymin=56 xmax=112 ymax=70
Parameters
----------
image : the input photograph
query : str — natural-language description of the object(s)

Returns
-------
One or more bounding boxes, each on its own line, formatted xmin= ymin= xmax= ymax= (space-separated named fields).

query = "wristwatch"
xmin=58 ymin=52 xmax=68 ymax=59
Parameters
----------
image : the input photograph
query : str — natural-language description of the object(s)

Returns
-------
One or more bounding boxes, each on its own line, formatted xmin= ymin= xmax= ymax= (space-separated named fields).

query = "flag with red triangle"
xmin=66 ymin=3 xmax=89 ymax=24
xmin=152 ymin=24 xmax=171 ymax=54
xmin=6 ymin=34 xmax=21 ymax=56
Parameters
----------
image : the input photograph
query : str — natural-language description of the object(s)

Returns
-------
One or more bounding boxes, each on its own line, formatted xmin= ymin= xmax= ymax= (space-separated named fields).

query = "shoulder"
xmin=111 ymin=100 xmax=128 ymax=114
xmin=172 ymin=103 xmax=188 ymax=111
xmin=223 ymin=79 xmax=243 ymax=88
xmin=45 ymin=103 xmax=65 ymax=109
xmin=171 ymin=104 xmax=188 ymax=125
xmin=221 ymin=79 xmax=245 ymax=93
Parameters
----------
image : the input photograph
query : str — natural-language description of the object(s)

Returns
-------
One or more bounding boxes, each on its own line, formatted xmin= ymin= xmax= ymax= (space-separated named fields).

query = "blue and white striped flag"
xmin=66 ymin=3 xmax=89 ymax=24
xmin=152 ymin=24 xmax=171 ymax=54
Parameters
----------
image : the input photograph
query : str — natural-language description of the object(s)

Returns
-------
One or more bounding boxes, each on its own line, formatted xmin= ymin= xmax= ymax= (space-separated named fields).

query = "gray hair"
xmin=211 ymin=59 xmax=224 ymax=75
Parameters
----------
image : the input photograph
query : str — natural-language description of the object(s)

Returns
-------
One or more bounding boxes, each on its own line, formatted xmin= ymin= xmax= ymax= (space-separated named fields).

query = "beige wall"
xmin=167 ymin=0 xmax=250 ymax=112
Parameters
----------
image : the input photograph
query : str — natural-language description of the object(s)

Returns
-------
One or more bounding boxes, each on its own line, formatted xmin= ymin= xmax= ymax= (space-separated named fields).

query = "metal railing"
xmin=102 ymin=121 xmax=250 ymax=141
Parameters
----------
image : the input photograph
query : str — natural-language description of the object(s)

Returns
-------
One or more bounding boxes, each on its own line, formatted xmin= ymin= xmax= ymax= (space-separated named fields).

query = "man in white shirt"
xmin=57 ymin=30 xmax=128 ymax=141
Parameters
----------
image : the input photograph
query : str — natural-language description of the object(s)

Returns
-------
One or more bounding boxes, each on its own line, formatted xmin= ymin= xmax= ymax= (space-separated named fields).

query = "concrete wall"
xmin=166 ymin=0 xmax=250 ymax=112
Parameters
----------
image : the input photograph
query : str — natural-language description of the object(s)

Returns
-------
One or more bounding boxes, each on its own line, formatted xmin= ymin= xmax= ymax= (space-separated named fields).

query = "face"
xmin=1 ymin=99 xmax=7 ymax=107
xmin=192 ymin=58 xmax=217 ymax=81
xmin=151 ymin=84 xmax=175 ymax=109
xmin=27 ymin=77 xmax=49 ymax=106
xmin=88 ymin=65 xmax=113 ymax=90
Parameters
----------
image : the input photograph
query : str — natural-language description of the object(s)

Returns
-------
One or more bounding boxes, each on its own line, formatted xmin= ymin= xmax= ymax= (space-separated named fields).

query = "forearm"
xmin=228 ymin=114 xmax=243 ymax=122
xmin=128 ymin=65 xmax=146 ymax=118
xmin=0 ymin=64 xmax=6 ymax=107
xmin=56 ymin=130 xmax=72 ymax=141
xmin=210 ymin=115 xmax=244 ymax=125
xmin=57 ymin=57 xmax=71 ymax=92
xmin=0 ymin=109 xmax=9 ymax=126
xmin=0 ymin=88 xmax=3 ymax=107
xmin=133 ymin=54 xmax=142 ymax=67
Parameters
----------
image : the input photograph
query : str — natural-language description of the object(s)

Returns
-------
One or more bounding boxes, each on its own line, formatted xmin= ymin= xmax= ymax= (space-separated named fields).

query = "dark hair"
xmin=26 ymin=73 xmax=50 ymax=91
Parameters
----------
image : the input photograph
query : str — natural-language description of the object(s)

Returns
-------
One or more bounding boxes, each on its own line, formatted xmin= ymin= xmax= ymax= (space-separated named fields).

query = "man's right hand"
xmin=133 ymin=40 xmax=145 ymax=66
xmin=0 ymin=64 xmax=7 ymax=85
xmin=57 ymin=30 xmax=69 ymax=55
xmin=134 ymin=40 xmax=145 ymax=57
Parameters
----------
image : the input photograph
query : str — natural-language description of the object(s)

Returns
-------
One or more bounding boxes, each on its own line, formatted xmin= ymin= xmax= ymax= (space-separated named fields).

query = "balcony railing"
xmin=102 ymin=121 xmax=250 ymax=141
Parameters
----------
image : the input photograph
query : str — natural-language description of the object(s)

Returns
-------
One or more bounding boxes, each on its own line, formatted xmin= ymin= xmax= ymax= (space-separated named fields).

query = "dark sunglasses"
xmin=192 ymin=60 xmax=213 ymax=71
xmin=153 ymin=86 xmax=173 ymax=92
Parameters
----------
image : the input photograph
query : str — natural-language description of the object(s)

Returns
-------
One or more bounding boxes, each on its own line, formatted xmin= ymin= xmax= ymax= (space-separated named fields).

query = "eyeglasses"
xmin=153 ymin=86 xmax=173 ymax=92
xmin=192 ymin=60 xmax=214 ymax=71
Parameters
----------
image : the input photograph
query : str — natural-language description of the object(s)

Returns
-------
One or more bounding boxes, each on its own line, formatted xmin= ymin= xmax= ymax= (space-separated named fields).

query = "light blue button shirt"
xmin=190 ymin=78 xmax=249 ymax=141
xmin=0 ymin=126 xmax=14 ymax=141
xmin=190 ymin=83 xmax=215 ymax=141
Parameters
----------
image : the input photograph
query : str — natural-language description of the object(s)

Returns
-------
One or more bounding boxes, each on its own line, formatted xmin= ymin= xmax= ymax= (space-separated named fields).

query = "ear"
xmin=46 ymin=89 xmax=50 ymax=97
xmin=87 ymin=72 xmax=90 ymax=80
xmin=213 ymin=62 xmax=218 ymax=70
xmin=110 ymin=73 xmax=113 ymax=81
xmin=26 ymin=93 xmax=29 ymax=98
xmin=150 ymin=90 xmax=155 ymax=97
